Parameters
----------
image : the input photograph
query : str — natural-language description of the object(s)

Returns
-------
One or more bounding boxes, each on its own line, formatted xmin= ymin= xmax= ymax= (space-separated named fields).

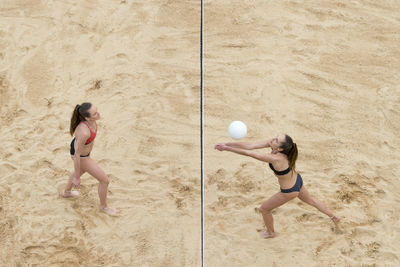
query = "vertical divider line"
xmin=200 ymin=0 xmax=204 ymax=266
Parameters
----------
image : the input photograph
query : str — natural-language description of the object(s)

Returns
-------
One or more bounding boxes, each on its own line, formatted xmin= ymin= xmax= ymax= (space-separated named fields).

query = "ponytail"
xmin=279 ymin=135 xmax=298 ymax=171
xmin=69 ymin=102 xmax=92 ymax=136
xmin=287 ymin=143 xmax=298 ymax=171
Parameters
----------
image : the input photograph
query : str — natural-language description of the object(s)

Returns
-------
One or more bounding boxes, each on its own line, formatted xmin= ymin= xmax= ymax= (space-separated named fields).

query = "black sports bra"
xmin=269 ymin=163 xmax=291 ymax=176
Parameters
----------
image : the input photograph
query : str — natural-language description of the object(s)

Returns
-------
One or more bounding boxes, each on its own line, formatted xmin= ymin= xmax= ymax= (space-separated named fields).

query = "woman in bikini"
xmin=61 ymin=102 xmax=119 ymax=216
xmin=214 ymin=134 xmax=340 ymax=238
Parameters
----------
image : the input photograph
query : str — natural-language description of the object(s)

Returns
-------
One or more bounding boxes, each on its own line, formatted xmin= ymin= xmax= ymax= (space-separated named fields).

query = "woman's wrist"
xmin=226 ymin=142 xmax=244 ymax=149
xmin=266 ymin=139 xmax=272 ymax=147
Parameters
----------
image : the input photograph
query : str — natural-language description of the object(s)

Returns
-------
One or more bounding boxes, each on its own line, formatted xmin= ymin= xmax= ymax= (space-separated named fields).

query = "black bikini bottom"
xmin=280 ymin=173 xmax=303 ymax=193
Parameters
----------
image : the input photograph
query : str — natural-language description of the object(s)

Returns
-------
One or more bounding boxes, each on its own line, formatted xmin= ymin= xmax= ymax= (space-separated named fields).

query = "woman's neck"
xmin=85 ymin=120 xmax=96 ymax=128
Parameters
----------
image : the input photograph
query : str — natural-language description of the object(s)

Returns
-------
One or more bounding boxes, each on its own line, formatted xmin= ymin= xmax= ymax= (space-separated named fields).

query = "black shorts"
xmin=70 ymin=138 xmax=90 ymax=157
xmin=280 ymin=173 xmax=303 ymax=193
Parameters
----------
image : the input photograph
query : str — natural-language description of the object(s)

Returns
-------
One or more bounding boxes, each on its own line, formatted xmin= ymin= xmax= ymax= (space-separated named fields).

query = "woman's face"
xmin=87 ymin=105 xmax=100 ymax=120
xmin=270 ymin=134 xmax=285 ymax=151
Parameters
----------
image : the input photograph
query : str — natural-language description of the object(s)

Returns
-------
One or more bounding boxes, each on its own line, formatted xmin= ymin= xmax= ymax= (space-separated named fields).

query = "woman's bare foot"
xmin=330 ymin=215 xmax=341 ymax=224
xmin=100 ymin=206 xmax=120 ymax=216
xmin=259 ymin=230 xmax=278 ymax=239
xmin=61 ymin=190 xmax=80 ymax=198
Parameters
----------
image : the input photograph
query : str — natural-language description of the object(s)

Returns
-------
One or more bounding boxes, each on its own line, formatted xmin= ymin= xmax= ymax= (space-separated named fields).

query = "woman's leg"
xmin=259 ymin=191 xmax=298 ymax=238
xmin=80 ymin=157 xmax=119 ymax=215
xmin=62 ymin=157 xmax=85 ymax=197
xmin=297 ymin=185 xmax=340 ymax=223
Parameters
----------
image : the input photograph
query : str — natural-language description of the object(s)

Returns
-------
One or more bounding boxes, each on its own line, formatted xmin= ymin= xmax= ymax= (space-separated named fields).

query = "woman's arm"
xmin=220 ymin=145 xmax=277 ymax=163
xmin=224 ymin=139 xmax=272 ymax=150
xmin=73 ymin=137 xmax=83 ymax=172
xmin=73 ymin=128 xmax=89 ymax=173
xmin=71 ymin=129 xmax=89 ymax=188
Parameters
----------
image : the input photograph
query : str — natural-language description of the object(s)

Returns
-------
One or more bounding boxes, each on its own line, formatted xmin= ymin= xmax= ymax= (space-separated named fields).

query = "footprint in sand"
xmin=0 ymin=162 xmax=17 ymax=177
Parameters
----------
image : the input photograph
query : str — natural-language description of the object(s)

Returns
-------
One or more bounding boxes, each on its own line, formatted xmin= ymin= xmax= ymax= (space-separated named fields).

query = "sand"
xmin=2 ymin=0 xmax=400 ymax=266
xmin=0 ymin=1 xmax=200 ymax=266
xmin=205 ymin=0 xmax=400 ymax=266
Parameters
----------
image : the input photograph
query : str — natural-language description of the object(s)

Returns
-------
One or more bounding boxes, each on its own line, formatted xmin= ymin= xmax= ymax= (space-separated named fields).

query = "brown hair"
xmin=279 ymin=134 xmax=298 ymax=171
xmin=69 ymin=102 xmax=92 ymax=136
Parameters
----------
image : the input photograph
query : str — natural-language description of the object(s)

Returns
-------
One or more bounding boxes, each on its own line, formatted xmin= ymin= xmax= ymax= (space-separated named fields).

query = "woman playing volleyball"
xmin=215 ymin=134 xmax=340 ymax=238
xmin=61 ymin=102 xmax=119 ymax=216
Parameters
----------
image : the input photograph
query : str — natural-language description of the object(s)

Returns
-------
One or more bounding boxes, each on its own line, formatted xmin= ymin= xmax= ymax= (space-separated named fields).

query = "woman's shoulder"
xmin=74 ymin=122 xmax=91 ymax=137
xmin=270 ymin=152 xmax=286 ymax=160
xmin=274 ymin=153 xmax=290 ymax=165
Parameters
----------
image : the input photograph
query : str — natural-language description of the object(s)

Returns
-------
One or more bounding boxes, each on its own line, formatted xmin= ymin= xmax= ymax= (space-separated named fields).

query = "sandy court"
xmin=205 ymin=0 xmax=400 ymax=266
xmin=0 ymin=0 xmax=200 ymax=266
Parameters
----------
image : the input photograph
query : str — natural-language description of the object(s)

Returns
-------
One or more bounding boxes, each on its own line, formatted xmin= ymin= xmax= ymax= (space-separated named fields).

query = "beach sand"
xmin=2 ymin=0 xmax=400 ymax=266
xmin=0 ymin=1 xmax=200 ymax=266
xmin=205 ymin=0 xmax=400 ymax=266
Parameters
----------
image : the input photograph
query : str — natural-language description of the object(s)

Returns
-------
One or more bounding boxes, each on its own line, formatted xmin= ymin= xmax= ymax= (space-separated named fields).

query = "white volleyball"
xmin=228 ymin=121 xmax=247 ymax=140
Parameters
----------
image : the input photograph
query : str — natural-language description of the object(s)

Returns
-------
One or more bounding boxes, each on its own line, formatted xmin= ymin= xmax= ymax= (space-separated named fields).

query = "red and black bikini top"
xmin=82 ymin=121 xmax=97 ymax=145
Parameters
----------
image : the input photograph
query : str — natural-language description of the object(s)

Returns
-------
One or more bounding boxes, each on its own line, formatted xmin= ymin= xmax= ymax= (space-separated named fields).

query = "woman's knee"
xmin=259 ymin=204 xmax=272 ymax=214
xmin=303 ymin=197 xmax=316 ymax=207
xmin=309 ymin=197 xmax=317 ymax=207
xmin=100 ymin=175 xmax=110 ymax=185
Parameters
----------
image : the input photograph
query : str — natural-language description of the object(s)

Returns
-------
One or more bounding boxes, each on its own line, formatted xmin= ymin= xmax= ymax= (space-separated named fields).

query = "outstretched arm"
xmin=217 ymin=140 xmax=272 ymax=150
xmin=215 ymin=144 xmax=277 ymax=163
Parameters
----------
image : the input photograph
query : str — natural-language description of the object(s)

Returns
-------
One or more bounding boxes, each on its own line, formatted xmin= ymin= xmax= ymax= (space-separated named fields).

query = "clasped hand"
xmin=214 ymin=143 xmax=228 ymax=151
